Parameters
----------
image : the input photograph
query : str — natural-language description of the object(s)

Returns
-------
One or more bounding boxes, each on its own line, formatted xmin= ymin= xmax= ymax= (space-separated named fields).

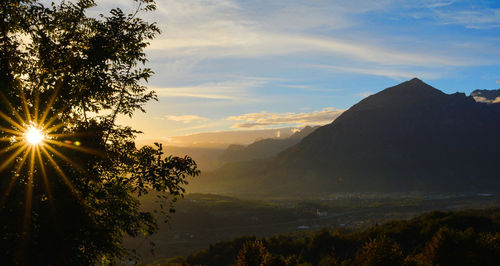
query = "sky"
xmin=89 ymin=0 xmax=500 ymax=140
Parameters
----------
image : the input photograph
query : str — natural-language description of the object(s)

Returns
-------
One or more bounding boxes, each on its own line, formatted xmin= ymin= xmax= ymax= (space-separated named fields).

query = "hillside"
xmin=189 ymin=78 xmax=500 ymax=194
xmin=182 ymin=208 xmax=500 ymax=266
xmin=218 ymin=126 xmax=319 ymax=164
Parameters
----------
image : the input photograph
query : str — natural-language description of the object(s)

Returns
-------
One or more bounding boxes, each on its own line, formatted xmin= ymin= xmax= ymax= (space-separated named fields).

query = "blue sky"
xmin=100 ymin=0 xmax=500 ymax=140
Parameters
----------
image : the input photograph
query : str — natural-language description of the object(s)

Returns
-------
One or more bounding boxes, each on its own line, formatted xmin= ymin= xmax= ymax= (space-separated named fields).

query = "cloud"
xmin=151 ymin=78 xmax=270 ymax=100
xmin=227 ymin=107 xmax=344 ymax=128
xmin=309 ymin=64 xmax=445 ymax=80
xmin=356 ymin=91 xmax=374 ymax=98
xmin=146 ymin=0 xmax=476 ymax=68
xmin=165 ymin=115 xmax=208 ymax=123
xmin=154 ymin=89 xmax=235 ymax=100
xmin=496 ymin=80 xmax=500 ymax=84
xmin=150 ymin=31 xmax=468 ymax=67
xmin=431 ymin=6 xmax=500 ymax=29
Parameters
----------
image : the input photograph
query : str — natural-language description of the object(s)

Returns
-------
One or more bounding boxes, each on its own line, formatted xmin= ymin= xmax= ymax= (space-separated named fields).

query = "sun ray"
xmin=0 ymin=145 xmax=30 ymax=206
xmin=18 ymin=86 xmax=32 ymax=123
xmin=34 ymin=88 xmax=40 ymax=124
xmin=39 ymin=145 xmax=98 ymax=224
xmin=0 ymin=111 xmax=26 ymax=132
xmin=35 ymin=146 xmax=56 ymax=214
xmin=13 ymin=146 xmax=31 ymax=176
xmin=0 ymin=92 xmax=26 ymax=126
xmin=44 ymin=122 xmax=65 ymax=134
xmin=0 ymin=126 xmax=24 ymax=136
xmin=0 ymin=143 xmax=29 ymax=172
xmin=23 ymin=146 xmax=36 ymax=233
xmin=0 ymin=141 xmax=27 ymax=155
xmin=43 ymin=143 xmax=86 ymax=173
xmin=40 ymin=102 xmax=74 ymax=132
xmin=16 ymin=146 xmax=36 ymax=263
xmin=45 ymin=139 xmax=103 ymax=156
xmin=47 ymin=131 xmax=94 ymax=138
xmin=38 ymin=80 xmax=62 ymax=126
xmin=0 ymin=80 xmax=102 ymax=229
xmin=39 ymin=145 xmax=83 ymax=203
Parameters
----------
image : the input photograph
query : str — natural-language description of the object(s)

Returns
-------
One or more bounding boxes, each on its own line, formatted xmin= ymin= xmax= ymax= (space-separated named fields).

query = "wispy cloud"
xmin=150 ymin=31 xmax=469 ymax=67
xmin=310 ymin=64 xmax=445 ymax=80
xmin=227 ymin=107 xmax=344 ymax=128
xmin=431 ymin=6 xmax=500 ymax=29
xmin=279 ymin=84 xmax=342 ymax=92
xmin=151 ymin=78 xmax=269 ymax=100
xmin=164 ymin=115 xmax=208 ymax=123
xmin=356 ymin=91 xmax=374 ymax=98
xmin=147 ymin=0 xmax=476 ymax=68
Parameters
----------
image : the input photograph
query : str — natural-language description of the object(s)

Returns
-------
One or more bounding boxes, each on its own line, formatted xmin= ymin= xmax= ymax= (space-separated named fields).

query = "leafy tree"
xmin=234 ymin=240 xmax=271 ymax=266
xmin=0 ymin=0 xmax=199 ymax=264
xmin=409 ymin=227 xmax=500 ymax=266
xmin=300 ymin=229 xmax=336 ymax=264
xmin=350 ymin=235 xmax=403 ymax=266
xmin=318 ymin=248 xmax=340 ymax=266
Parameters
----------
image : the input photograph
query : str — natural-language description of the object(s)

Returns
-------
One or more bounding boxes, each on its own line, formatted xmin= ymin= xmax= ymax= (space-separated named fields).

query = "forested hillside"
xmin=180 ymin=208 xmax=500 ymax=265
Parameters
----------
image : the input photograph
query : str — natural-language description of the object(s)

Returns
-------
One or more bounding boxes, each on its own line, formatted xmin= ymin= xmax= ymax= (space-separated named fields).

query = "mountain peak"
xmin=409 ymin=77 xmax=423 ymax=83
xmin=350 ymin=78 xmax=445 ymax=111
xmin=391 ymin=78 xmax=439 ymax=92
xmin=381 ymin=78 xmax=446 ymax=99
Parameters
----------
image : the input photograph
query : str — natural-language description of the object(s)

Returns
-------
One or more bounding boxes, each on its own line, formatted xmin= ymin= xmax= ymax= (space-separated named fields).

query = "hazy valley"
xmin=125 ymin=78 xmax=500 ymax=263
xmin=3 ymin=1 xmax=499 ymax=264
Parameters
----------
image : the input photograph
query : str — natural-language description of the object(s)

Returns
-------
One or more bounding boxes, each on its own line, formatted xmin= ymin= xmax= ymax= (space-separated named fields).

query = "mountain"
xmin=471 ymin=89 xmax=500 ymax=104
xmin=218 ymin=126 xmax=319 ymax=164
xmin=161 ymin=146 xmax=225 ymax=171
xmin=137 ymin=127 xmax=299 ymax=148
xmin=189 ymin=78 xmax=500 ymax=195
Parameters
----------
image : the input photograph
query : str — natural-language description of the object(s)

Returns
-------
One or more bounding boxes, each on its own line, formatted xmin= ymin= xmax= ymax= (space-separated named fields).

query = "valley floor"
xmin=124 ymin=192 xmax=500 ymax=263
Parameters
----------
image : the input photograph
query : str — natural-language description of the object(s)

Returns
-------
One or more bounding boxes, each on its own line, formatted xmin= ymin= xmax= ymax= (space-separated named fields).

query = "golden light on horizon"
xmin=24 ymin=125 xmax=45 ymax=145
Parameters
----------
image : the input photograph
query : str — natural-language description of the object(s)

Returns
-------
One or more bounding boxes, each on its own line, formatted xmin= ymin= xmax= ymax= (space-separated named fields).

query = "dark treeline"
xmin=180 ymin=208 xmax=500 ymax=265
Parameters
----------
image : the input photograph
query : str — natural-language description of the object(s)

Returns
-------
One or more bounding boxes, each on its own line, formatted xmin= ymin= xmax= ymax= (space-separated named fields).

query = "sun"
xmin=0 ymin=87 xmax=101 ymax=219
xmin=24 ymin=125 xmax=45 ymax=145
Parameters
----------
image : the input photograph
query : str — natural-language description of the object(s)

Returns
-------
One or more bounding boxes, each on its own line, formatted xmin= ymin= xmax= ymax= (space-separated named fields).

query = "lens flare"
xmin=0 ymin=86 xmax=101 ymax=214
xmin=24 ymin=126 xmax=44 ymax=145
xmin=0 ymin=86 xmax=102 ymax=245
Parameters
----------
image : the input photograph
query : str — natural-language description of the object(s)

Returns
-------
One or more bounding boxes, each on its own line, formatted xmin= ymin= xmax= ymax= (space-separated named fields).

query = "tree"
xmin=351 ymin=235 xmax=404 ymax=266
xmin=0 ymin=0 xmax=199 ymax=264
xmin=234 ymin=240 xmax=271 ymax=266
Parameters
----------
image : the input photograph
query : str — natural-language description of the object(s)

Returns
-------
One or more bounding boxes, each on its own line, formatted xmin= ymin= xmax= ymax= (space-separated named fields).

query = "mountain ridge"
xmin=189 ymin=78 xmax=500 ymax=195
xmin=218 ymin=126 xmax=320 ymax=164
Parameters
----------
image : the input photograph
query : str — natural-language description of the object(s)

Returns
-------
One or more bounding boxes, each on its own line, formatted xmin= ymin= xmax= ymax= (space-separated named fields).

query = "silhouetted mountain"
xmin=218 ymin=126 xmax=319 ymax=164
xmin=190 ymin=78 xmax=500 ymax=195
xmin=471 ymin=89 xmax=500 ymax=104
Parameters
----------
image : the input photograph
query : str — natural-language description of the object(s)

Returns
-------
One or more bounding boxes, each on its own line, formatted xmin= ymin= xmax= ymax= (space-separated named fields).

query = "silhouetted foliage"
xmin=234 ymin=240 xmax=271 ymax=266
xmin=186 ymin=208 xmax=500 ymax=266
xmin=351 ymin=235 xmax=403 ymax=266
xmin=0 ymin=0 xmax=199 ymax=264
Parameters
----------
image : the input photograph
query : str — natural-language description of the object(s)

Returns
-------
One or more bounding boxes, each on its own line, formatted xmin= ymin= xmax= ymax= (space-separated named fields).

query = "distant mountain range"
xmin=218 ymin=126 xmax=319 ymax=164
xmin=189 ymin=78 xmax=500 ymax=195
xmin=145 ymin=126 xmax=319 ymax=171
xmin=137 ymin=127 xmax=302 ymax=149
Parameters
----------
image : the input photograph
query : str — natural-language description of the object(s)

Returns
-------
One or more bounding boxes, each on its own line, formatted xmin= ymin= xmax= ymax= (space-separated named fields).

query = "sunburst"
xmin=0 ymin=86 xmax=101 ymax=235
xmin=24 ymin=125 xmax=45 ymax=145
